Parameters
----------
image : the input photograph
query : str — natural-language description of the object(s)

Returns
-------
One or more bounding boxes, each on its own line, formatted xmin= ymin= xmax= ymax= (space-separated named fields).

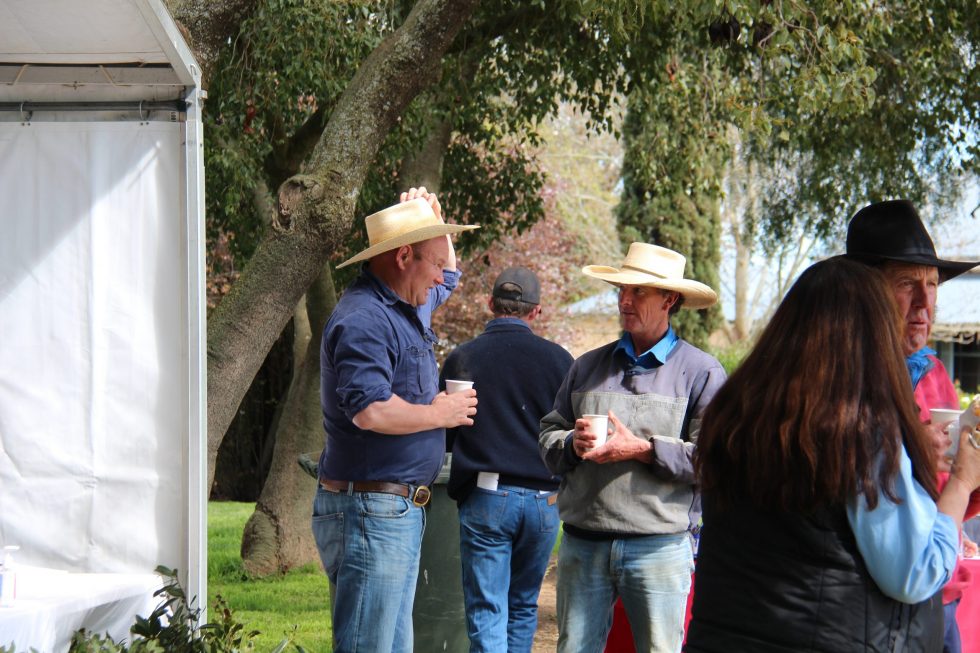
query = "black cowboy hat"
xmin=845 ymin=199 xmax=978 ymax=281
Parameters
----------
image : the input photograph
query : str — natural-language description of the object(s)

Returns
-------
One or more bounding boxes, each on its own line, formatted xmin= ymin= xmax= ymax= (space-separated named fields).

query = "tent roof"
xmin=0 ymin=0 xmax=199 ymax=103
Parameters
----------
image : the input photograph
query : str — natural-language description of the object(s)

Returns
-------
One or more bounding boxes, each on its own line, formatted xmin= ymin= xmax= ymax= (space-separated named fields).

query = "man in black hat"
xmin=846 ymin=198 xmax=980 ymax=653
xmin=846 ymin=199 xmax=977 ymax=429
xmin=440 ymin=266 xmax=573 ymax=653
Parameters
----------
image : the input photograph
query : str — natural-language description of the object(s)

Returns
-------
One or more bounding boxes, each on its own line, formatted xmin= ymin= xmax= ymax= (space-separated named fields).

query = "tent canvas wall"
xmin=0 ymin=0 xmax=206 ymax=607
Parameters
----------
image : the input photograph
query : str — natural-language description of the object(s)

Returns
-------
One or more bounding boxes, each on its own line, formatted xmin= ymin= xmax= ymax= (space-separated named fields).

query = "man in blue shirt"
xmin=441 ymin=266 xmax=573 ymax=653
xmin=313 ymin=189 xmax=479 ymax=653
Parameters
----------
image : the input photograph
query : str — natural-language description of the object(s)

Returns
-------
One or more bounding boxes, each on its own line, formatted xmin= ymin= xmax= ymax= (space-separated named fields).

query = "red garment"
xmin=937 ymin=472 xmax=980 ymax=604
xmin=915 ymin=358 xmax=975 ymax=605
xmin=944 ymin=563 xmax=973 ymax=605
xmin=914 ymin=355 xmax=960 ymax=422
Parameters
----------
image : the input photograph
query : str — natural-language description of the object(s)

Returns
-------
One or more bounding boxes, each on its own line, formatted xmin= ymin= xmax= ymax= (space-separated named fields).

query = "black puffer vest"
xmin=685 ymin=496 xmax=942 ymax=652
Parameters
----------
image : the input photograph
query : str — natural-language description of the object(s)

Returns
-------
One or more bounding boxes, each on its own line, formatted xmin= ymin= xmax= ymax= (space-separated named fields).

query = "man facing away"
xmin=313 ymin=190 xmax=479 ymax=653
xmin=845 ymin=199 xmax=980 ymax=653
xmin=440 ymin=266 xmax=573 ymax=653
xmin=539 ymin=242 xmax=727 ymax=653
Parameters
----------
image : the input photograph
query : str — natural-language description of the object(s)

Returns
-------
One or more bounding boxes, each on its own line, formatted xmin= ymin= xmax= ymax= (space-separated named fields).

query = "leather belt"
xmin=319 ymin=477 xmax=432 ymax=507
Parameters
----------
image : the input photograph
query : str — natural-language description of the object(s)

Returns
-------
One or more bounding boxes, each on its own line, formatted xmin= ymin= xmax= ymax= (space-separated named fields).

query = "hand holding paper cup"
xmin=931 ymin=407 xmax=962 ymax=457
xmin=445 ymin=379 xmax=474 ymax=394
xmin=583 ymin=413 xmax=609 ymax=446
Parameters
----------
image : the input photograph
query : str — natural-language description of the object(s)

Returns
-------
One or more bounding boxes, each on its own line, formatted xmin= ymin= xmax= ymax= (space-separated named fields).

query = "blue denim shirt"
xmin=318 ymin=266 xmax=459 ymax=486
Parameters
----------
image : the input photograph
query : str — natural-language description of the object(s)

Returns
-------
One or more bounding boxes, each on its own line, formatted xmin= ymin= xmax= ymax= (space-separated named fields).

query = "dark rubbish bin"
xmin=413 ymin=453 xmax=468 ymax=651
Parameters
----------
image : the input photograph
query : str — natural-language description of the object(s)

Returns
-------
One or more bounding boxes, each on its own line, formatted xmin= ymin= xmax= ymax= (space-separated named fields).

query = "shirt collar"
xmin=906 ymin=346 xmax=936 ymax=389
xmin=614 ymin=326 xmax=678 ymax=368
xmin=360 ymin=266 xmax=406 ymax=308
xmin=486 ymin=316 xmax=532 ymax=331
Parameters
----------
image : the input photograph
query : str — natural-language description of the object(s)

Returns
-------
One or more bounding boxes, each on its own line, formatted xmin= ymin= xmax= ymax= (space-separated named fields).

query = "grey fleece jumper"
xmin=538 ymin=338 xmax=725 ymax=535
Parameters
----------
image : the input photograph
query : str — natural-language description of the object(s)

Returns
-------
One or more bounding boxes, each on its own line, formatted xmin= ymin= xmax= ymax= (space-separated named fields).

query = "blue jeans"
xmin=458 ymin=485 xmax=560 ymax=653
xmin=556 ymin=531 xmax=693 ymax=653
xmin=311 ymin=487 xmax=425 ymax=653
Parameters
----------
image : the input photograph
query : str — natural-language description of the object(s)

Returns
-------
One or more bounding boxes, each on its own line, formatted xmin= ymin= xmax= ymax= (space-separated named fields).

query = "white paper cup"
xmin=930 ymin=408 xmax=962 ymax=457
xmin=583 ymin=414 xmax=609 ymax=446
xmin=445 ymin=379 xmax=474 ymax=394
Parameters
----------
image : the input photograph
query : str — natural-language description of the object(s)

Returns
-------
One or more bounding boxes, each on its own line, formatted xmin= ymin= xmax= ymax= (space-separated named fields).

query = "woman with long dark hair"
xmin=685 ymin=256 xmax=980 ymax=652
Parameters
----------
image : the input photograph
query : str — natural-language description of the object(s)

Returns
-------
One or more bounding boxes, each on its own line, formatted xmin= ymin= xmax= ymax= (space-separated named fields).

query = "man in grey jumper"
xmin=539 ymin=242 xmax=726 ymax=653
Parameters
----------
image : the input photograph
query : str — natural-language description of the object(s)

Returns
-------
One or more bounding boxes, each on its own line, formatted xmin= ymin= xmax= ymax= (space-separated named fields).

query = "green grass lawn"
xmin=207 ymin=501 xmax=331 ymax=652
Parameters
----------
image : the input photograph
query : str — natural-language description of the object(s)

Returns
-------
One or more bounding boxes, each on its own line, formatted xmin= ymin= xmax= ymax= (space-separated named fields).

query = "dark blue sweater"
xmin=440 ymin=318 xmax=574 ymax=503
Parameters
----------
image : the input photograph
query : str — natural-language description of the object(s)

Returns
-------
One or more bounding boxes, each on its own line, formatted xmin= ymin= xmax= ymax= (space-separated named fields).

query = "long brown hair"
xmin=695 ymin=256 xmax=937 ymax=512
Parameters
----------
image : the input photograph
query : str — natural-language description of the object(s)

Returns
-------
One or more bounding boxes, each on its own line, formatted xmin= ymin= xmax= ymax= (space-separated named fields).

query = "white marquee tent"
xmin=0 ymin=0 xmax=206 ymax=630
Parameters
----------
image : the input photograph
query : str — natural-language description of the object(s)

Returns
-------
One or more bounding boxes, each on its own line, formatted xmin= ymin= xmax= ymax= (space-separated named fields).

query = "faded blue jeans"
xmin=458 ymin=484 xmax=560 ymax=653
xmin=556 ymin=531 xmax=693 ymax=653
xmin=312 ymin=487 xmax=425 ymax=653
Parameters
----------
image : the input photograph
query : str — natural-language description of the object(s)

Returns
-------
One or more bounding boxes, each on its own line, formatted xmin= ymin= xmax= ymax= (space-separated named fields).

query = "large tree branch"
xmin=206 ymin=0 xmax=481 ymax=492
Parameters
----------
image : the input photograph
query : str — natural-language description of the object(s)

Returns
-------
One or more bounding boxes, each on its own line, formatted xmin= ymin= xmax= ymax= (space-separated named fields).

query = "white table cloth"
xmin=0 ymin=569 xmax=163 ymax=652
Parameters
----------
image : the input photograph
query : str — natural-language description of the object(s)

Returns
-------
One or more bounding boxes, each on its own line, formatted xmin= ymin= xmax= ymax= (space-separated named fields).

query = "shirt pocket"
xmin=398 ymin=344 xmax=435 ymax=399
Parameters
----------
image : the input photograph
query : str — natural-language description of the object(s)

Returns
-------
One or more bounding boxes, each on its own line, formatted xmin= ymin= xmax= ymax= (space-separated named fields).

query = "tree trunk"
xmin=241 ymin=265 xmax=336 ymax=575
xmin=205 ymin=0 xmax=481 ymax=492
xmin=399 ymin=116 xmax=453 ymax=193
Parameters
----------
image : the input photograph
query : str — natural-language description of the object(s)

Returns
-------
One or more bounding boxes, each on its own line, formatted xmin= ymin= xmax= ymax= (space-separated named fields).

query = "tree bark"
xmin=166 ymin=0 xmax=261 ymax=84
xmin=206 ymin=0 xmax=481 ymax=492
xmin=241 ymin=265 xmax=336 ymax=575
xmin=399 ymin=116 xmax=453 ymax=193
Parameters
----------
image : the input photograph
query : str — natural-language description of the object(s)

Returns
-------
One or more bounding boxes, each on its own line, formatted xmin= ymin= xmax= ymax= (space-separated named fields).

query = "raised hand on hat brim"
xmin=400 ymin=186 xmax=442 ymax=222
xmin=399 ymin=186 xmax=456 ymax=270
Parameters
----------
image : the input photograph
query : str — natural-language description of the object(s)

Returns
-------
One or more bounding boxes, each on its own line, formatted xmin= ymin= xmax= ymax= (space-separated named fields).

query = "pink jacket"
xmin=915 ymin=357 xmax=978 ymax=604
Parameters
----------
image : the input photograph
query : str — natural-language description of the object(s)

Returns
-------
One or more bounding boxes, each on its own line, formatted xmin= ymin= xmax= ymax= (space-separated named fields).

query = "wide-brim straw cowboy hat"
xmin=845 ymin=199 xmax=978 ymax=281
xmin=337 ymin=198 xmax=479 ymax=269
xmin=582 ymin=242 xmax=718 ymax=309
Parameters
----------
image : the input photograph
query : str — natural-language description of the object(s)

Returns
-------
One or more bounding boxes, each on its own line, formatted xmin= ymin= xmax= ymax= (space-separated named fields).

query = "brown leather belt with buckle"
xmin=319 ymin=478 xmax=432 ymax=507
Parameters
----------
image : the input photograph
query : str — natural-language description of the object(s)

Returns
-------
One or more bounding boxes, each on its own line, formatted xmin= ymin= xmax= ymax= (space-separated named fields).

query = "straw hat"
xmin=582 ymin=242 xmax=718 ymax=309
xmin=336 ymin=198 xmax=479 ymax=269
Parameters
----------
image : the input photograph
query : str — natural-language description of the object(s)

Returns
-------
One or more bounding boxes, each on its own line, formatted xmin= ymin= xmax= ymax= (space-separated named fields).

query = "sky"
xmin=717 ymin=181 xmax=980 ymax=325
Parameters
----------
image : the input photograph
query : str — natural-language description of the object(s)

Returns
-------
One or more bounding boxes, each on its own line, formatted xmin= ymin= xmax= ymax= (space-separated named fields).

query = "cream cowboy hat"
xmin=336 ymin=198 xmax=479 ymax=269
xmin=582 ymin=242 xmax=718 ymax=309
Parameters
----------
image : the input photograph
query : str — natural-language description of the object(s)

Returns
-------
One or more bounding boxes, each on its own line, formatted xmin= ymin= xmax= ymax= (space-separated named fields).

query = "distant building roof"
xmin=935 ymin=267 xmax=980 ymax=344
xmin=565 ymin=289 xmax=618 ymax=315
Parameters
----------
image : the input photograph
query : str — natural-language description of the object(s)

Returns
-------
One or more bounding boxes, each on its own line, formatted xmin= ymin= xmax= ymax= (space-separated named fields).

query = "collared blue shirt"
xmin=614 ymin=325 xmax=679 ymax=370
xmin=318 ymin=267 xmax=458 ymax=486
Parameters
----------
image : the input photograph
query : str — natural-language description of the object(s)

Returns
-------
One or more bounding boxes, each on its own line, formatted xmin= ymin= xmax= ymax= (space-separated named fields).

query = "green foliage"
xmin=615 ymin=0 xmax=977 ymax=345
xmin=199 ymin=0 xmax=978 ymax=327
xmin=708 ymin=340 xmax=754 ymax=377
xmin=65 ymin=566 xmax=302 ymax=653
xmin=736 ymin=0 xmax=979 ymax=240
xmin=616 ymin=80 xmax=727 ymax=349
